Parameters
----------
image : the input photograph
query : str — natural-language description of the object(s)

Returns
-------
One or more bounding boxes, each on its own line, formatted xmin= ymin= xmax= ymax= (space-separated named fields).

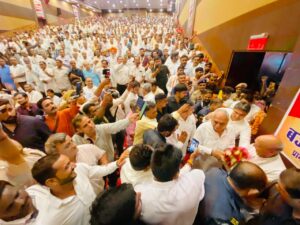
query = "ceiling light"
xmin=149 ymin=9 xmax=152 ymax=12
xmin=119 ymin=9 xmax=122 ymax=12
xmin=136 ymin=3 xmax=138 ymax=7
xmin=120 ymin=0 xmax=123 ymax=3
xmin=107 ymin=0 xmax=110 ymax=3
xmin=112 ymin=3 xmax=116 ymax=7
xmin=160 ymin=9 xmax=164 ymax=12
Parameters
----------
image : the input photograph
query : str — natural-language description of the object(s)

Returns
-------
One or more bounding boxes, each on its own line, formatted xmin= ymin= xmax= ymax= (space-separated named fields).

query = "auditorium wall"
xmin=177 ymin=0 xmax=300 ymax=135
xmin=177 ymin=0 xmax=300 ymax=75
xmin=0 ymin=0 xmax=36 ymax=32
xmin=0 ymin=0 xmax=95 ymax=33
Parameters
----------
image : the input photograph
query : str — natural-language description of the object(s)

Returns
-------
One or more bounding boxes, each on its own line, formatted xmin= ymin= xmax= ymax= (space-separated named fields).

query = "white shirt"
xmin=178 ymin=48 xmax=189 ymax=57
xmin=224 ymin=108 xmax=251 ymax=148
xmin=10 ymin=64 xmax=27 ymax=83
xmin=72 ymin=118 xmax=130 ymax=162
xmin=76 ymin=144 xmax=105 ymax=166
xmin=165 ymin=60 xmax=180 ymax=76
xmin=82 ymin=86 xmax=97 ymax=100
xmin=53 ymin=66 xmax=71 ymax=91
xmin=143 ymin=92 xmax=155 ymax=103
xmin=166 ymin=75 xmax=178 ymax=94
xmin=124 ymin=92 xmax=139 ymax=115
xmin=152 ymin=87 xmax=164 ymax=96
xmin=38 ymin=67 xmax=57 ymax=92
xmin=112 ymin=63 xmax=130 ymax=85
xmin=135 ymin=168 xmax=205 ymax=225
xmin=129 ymin=65 xmax=145 ymax=83
xmin=172 ymin=111 xmax=197 ymax=155
xmin=193 ymin=121 xmax=236 ymax=155
xmin=27 ymin=90 xmax=43 ymax=104
xmin=120 ymin=158 xmax=153 ymax=187
xmin=27 ymin=162 xmax=118 ymax=225
xmin=76 ymin=144 xmax=106 ymax=194
xmin=248 ymin=144 xmax=286 ymax=181
xmin=56 ymin=55 xmax=71 ymax=67
xmin=246 ymin=103 xmax=261 ymax=122
xmin=0 ymin=212 xmax=37 ymax=225
xmin=51 ymin=95 xmax=61 ymax=106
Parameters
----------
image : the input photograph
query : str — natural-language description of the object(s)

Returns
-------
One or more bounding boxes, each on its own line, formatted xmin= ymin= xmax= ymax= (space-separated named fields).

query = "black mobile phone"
xmin=188 ymin=138 xmax=199 ymax=153
xmin=103 ymin=68 xmax=111 ymax=79
xmin=139 ymin=102 xmax=148 ymax=119
xmin=75 ymin=82 xmax=82 ymax=95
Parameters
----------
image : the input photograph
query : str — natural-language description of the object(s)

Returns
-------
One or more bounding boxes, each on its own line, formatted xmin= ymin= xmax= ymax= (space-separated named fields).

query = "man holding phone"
xmin=191 ymin=109 xmax=236 ymax=169
xmin=112 ymin=56 xmax=130 ymax=95
xmin=151 ymin=57 xmax=169 ymax=94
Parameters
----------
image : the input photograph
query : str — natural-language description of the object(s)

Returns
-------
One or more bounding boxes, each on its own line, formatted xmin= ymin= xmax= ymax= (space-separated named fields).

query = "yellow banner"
xmin=275 ymin=89 xmax=300 ymax=168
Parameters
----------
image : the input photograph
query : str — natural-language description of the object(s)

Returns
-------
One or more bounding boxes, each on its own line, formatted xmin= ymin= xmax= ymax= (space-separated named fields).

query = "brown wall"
xmin=197 ymin=0 xmax=300 ymax=73
xmin=259 ymin=36 xmax=300 ymax=134
xmin=0 ymin=0 xmax=95 ymax=33
xmin=0 ymin=0 xmax=36 ymax=32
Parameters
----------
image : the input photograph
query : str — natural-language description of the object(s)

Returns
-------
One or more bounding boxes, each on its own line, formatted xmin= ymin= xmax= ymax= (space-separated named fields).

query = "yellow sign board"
xmin=275 ymin=89 xmax=300 ymax=168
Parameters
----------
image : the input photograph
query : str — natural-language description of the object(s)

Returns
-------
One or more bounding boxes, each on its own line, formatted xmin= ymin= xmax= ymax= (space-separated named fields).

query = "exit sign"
xmin=248 ymin=33 xmax=269 ymax=50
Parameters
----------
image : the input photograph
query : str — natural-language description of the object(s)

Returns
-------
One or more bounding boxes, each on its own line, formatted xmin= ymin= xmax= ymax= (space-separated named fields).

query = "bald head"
xmin=229 ymin=161 xmax=267 ymax=193
xmin=254 ymin=135 xmax=283 ymax=158
xmin=211 ymin=109 xmax=229 ymax=134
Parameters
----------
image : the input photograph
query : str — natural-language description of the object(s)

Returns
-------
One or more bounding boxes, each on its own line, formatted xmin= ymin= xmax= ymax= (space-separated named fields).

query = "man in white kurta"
xmin=27 ymin=154 xmax=120 ymax=225
xmin=135 ymin=146 xmax=205 ymax=225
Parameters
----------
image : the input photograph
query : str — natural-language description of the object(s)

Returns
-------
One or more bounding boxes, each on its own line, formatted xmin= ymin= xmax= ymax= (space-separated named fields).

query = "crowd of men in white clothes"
xmin=0 ymin=15 xmax=298 ymax=225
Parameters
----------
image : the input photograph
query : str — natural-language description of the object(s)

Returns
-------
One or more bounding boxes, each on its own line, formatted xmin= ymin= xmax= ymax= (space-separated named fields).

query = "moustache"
xmin=4 ymin=116 xmax=17 ymax=124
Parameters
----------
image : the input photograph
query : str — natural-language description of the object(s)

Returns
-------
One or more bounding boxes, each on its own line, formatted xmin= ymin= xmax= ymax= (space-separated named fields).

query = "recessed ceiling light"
xmin=149 ymin=9 xmax=152 ymax=12
xmin=107 ymin=0 xmax=110 ymax=3
xmin=160 ymin=9 xmax=164 ymax=12
xmin=120 ymin=0 xmax=123 ymax=3
xmin=108 ymin=9 xmax=112 ymax=12
xmin=112 ymin=3 xmax=116 ymax=7
xmin=119 ymin=9 xmax=122 ymax=12
xmin=136 ymin=3 xmax=138 ymax=7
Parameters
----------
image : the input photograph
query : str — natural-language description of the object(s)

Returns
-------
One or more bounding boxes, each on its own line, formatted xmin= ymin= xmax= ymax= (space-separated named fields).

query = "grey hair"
xmin=213 ymin=108 xmax=229 ymax=119
xmin=233 ymin=101 xmax=251 ymax=114
xmin=45 ymin=133 xmax=67 ymax=155
xmin=142 ymin=83 xmax=151 ymax=93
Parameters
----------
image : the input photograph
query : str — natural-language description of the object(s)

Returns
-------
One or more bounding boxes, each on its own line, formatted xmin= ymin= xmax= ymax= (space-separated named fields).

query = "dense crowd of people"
xmin=0 ymin=15 xmax=297 ymax=225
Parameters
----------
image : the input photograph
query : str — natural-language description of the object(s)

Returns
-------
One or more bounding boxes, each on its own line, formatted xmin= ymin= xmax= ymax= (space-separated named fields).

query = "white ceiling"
xmin=66 ymin=0 xmax=175 ymax=11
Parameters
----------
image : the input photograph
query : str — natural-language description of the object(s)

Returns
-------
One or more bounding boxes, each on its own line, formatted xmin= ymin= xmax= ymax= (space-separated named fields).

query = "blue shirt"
xmin=198 ymin=168 xmax=246 ymax=225
xmin=83 ymin=69 xmax=100 ymax=86
xmin=0 ymin=65 xmax=16 ymax=90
